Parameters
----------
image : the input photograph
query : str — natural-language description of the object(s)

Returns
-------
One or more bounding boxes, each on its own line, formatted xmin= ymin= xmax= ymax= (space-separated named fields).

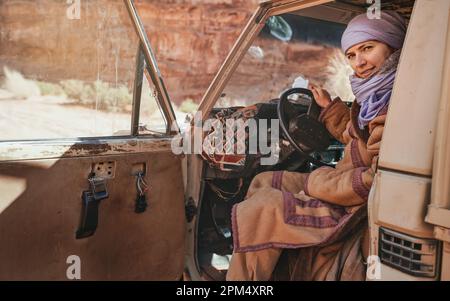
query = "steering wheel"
xmin=277 ymin=87 xmax=333 ymax=167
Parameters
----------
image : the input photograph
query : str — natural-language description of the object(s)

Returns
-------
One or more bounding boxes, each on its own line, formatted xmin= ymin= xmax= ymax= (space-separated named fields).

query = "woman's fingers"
xmin=310 ymin=86 xmax=322 ymax=101
xmin=309 ymin=85 xmax=322 ymax=98
xmin=310 ymin=86 xmax=331 ymax=108
xmin=309 ymin=85 xmax=320 ymax=99
xmin=307 ymin=84 xmax=331 ymax=108
xmin=316 ymin=89 xmax=325 ymax=99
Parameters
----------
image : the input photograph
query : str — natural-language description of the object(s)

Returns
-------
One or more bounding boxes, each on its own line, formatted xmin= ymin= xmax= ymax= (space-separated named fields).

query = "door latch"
xmin=76 ymin=175 xmax=109 ymax=239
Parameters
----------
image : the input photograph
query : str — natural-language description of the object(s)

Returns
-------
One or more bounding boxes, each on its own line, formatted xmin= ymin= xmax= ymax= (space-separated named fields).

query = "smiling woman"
xmin=226 ymin=9 xmax=408 ymax=281
xmin=343 ymin=11 xmax=407 ymax=129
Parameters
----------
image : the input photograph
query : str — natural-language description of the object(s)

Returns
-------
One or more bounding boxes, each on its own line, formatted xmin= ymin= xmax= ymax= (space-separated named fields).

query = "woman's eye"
xmin=363 ymin=46 xmax=372 ymax=51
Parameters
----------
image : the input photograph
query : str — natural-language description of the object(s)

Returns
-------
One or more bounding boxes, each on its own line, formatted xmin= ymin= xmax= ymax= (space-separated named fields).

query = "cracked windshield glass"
xmin=215 ymin=8 xmax=355 ymax=109
xmin=0 ymin=0 xmax=166 ymax=140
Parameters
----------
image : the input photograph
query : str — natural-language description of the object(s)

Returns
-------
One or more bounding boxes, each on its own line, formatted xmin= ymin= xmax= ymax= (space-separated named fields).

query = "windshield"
xmin=215 ymin=9 xmax=355 ymax=108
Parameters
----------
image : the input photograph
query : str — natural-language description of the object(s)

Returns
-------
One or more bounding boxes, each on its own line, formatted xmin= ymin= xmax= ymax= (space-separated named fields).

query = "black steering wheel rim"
xmin=277 ymin=88 xmax=333 ymax=168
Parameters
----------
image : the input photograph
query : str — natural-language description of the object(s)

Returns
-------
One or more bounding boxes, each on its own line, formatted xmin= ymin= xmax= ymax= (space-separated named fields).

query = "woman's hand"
xmin=308 ymin=84 xmax=332 ymax=108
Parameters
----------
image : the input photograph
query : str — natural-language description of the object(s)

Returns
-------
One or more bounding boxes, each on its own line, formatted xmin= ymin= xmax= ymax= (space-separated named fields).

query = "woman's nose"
xmin=355 ymin=54 xmax=366 ymax=67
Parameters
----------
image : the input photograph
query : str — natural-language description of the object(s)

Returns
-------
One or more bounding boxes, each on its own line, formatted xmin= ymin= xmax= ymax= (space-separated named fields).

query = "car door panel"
xmin=0 ymin=142 xmax=185 ymax=280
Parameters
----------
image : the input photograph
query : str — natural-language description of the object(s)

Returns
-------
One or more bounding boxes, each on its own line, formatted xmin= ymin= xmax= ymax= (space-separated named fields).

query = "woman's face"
xmin=345 ymin=40 xmax=393 ymax=79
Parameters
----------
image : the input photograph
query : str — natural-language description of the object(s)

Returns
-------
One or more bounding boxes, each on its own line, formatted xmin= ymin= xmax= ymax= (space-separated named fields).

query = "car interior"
xmin=195 ymin=0 xmax=416 ymax=280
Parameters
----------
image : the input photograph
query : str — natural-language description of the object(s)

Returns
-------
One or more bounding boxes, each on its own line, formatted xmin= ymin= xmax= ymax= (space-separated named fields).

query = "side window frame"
xmin=0 ymin=0 xmax=179 ymax=162
xmin=125 ymin=0 xmax=179 ymax=137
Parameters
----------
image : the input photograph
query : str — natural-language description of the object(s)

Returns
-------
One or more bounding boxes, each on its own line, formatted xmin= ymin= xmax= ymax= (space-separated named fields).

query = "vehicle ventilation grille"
xmin=379 ymin=228 xmax=441 ymax=278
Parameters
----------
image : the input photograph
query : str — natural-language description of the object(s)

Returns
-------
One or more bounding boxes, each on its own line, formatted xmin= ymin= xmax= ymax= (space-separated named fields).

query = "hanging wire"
xmin=208 ymin=179 xmax=243 ymax=200
xmin=136 ymin=172 xmax=149 ymax=196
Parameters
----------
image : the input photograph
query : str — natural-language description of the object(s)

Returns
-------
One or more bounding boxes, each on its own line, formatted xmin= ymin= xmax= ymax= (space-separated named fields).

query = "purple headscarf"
xmin=341 ymin=11 xmax=407 ymax=54
xmin=341 ymin=11 xmax=407 ymax=129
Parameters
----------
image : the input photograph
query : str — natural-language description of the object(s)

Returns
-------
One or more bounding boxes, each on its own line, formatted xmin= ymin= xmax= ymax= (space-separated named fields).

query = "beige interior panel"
xmin=376 ymin=264 xmax=435 ymax=281
xmin=441 ymin=242 xmax=450 ymax=280
xmin=427 ymin=10 xmax=450 ymax=226
xmin=379 ymin=0 xmax=450 ymax=176
xmin=373 ymin=170 xmax=434 ymax=238
xmin=0 ymin=150 xmax=185 ymax=280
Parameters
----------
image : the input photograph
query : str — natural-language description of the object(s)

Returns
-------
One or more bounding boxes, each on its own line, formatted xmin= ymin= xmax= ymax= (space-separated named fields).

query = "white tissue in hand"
xmin=292 ymin=76 xmax=309 ymax=89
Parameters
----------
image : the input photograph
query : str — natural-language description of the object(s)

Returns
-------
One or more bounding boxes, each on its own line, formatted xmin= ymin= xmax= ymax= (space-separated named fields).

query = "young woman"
xmin=226 ymin=11 xmax=407 ymax=281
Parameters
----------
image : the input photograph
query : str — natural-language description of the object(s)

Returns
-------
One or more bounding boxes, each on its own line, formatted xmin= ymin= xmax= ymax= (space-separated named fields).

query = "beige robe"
xmin=226 ymin=98 xmax=387 ymax=281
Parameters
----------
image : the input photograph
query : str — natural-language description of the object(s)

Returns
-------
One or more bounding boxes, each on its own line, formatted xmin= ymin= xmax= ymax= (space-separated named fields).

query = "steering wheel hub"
xmin=277 ymin=88 xmax=332 ymax=167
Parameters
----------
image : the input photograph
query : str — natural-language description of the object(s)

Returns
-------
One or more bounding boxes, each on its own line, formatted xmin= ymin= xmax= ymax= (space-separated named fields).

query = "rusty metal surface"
xmin=0 ymin=137 xmax=173 ymax=162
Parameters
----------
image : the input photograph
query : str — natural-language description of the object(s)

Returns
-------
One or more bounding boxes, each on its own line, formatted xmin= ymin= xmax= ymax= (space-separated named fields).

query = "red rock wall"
xmin=0 ymin=0 xmax=259 ymax=105
xmin=139 ymin=0 xmax=260 ymax=104
xmin=0 ymin=0 xmax=137 ymax=88
xmin=0 ymin=0 xmax=339 ymax=106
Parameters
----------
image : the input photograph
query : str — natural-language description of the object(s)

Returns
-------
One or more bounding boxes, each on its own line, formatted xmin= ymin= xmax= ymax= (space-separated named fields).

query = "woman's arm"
xmin=304 ymin=115 xmax=386 ymax=206
xmin=319 ymin=98 xmax=351 ymax=144
xmin=309 ymin=85 xmax=351 ymax=144
xmin=304 ymin=164 xmax=373 ymax=207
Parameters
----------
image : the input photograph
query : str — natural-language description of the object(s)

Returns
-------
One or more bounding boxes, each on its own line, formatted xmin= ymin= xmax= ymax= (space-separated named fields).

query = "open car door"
xmin=0 ymin=0 xmax=185 ymax=280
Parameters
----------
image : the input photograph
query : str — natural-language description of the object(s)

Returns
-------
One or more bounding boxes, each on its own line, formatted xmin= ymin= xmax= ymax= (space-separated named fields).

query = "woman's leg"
xmin=226 ymin=248 xmax=282 ymax=281
xmin=246 ymin=171 xmax=308 ymax=197
xmin=226 ymin=171 xmax=307 ymax=280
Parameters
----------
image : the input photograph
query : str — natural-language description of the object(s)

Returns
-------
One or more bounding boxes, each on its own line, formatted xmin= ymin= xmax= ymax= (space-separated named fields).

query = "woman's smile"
xmin=359 ymin=67 xmax=375 ymax=78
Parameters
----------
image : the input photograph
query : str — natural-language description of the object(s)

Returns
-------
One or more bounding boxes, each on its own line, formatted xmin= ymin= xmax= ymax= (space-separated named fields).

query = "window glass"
xmin=216 ymin=6 xmax=355 ymax=108
xmin=0 ymin=0 xmax=166 ymax=140
xmin=138 ymin=70 xmax=167 ymax=135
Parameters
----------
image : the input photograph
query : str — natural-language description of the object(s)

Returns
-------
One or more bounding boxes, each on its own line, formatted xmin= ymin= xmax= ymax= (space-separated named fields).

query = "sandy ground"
xmin=0 ymin=89 xmax=186 ymax=141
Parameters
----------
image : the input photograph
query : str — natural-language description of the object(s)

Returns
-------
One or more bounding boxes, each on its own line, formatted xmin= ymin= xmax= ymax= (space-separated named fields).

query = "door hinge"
xmin=185 ymin=197 xmax=198 ymax=223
